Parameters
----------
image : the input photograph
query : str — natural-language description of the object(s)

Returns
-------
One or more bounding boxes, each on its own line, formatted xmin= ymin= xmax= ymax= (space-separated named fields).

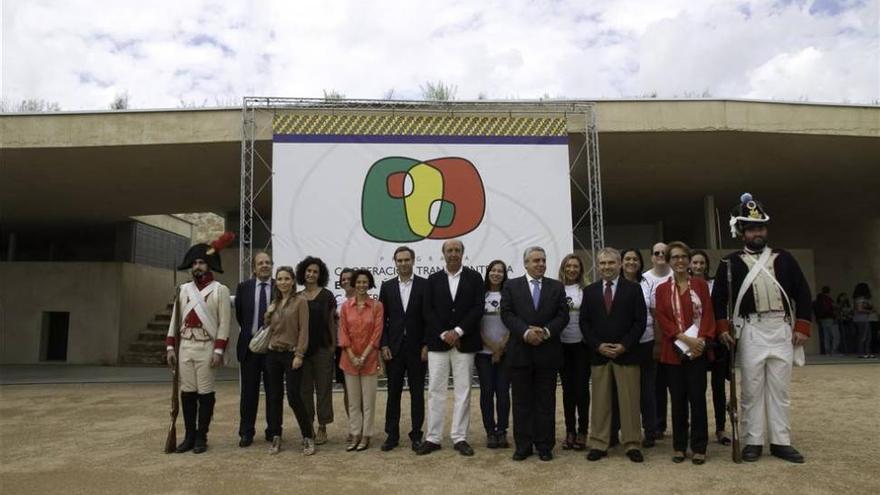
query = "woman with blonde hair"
xmin=558 ymin=253 xmax=590 ymax=451
xmin=263 ymin=266 xmax=314 ymax=455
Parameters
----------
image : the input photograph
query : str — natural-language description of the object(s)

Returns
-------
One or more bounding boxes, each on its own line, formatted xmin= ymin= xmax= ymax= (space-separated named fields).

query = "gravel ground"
xmin=1 ymin=363 xmax=878 ymax=495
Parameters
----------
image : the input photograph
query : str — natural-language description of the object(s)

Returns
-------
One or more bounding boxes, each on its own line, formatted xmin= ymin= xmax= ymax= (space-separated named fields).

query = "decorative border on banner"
xmin=273 ymin=134 xmax=567 ymax=145
xmin=273 ymin=113 xmax=567 ymax=142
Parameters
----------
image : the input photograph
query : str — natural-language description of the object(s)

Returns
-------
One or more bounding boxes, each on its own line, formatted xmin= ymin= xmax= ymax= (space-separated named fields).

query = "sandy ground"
xmin=1 ymin=364 xmax=878 ymax=495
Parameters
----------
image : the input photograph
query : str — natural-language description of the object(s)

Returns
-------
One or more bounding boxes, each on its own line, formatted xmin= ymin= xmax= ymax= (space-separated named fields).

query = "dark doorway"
xmin=41 ymin=312 xmax=69 ymax=361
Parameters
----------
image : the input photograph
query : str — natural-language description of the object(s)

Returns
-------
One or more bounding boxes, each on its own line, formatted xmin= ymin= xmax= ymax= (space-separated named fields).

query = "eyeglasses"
xmin=653 ymin=251 xmax=665 ymax=256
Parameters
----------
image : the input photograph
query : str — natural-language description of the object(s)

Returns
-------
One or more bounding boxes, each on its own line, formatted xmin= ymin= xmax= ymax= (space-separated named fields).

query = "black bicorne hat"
xmin=177 ymin=232 xmax=235 ymax=273
xmin=728 ymin=192 xmax=770 ymax=238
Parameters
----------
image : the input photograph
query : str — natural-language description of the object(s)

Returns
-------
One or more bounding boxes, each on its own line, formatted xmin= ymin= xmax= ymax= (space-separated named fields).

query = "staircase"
xmin=121 ymin=304 xmax=172 ymax=366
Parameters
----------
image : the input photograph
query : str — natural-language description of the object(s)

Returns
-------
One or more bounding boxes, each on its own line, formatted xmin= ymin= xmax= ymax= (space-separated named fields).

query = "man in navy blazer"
xmin=233 ymin=251 xmax=274 ymax=447
xmin=501 ymin=246 xmax=569 ymax=461
xmin=417 ymin=239 xmax=484 ymax=457
xmin=579 ymin=247 xmax=647 ymax=463
xmin=378 ymin=246 xmax=428 ymax=452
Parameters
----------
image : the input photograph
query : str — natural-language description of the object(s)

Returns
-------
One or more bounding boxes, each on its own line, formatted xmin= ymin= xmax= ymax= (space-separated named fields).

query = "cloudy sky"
xmin=2 ymin=0 xmax=877 ymax=110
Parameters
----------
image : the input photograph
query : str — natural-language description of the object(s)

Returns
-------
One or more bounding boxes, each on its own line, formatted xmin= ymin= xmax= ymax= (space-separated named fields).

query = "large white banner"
xmin=272 ymin=135 xmax=572 ymax=293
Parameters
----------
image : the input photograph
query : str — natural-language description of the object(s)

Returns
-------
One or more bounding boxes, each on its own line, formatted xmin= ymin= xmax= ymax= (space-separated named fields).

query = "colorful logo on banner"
xmin=362 ymin=156 xmax=486 ymax=242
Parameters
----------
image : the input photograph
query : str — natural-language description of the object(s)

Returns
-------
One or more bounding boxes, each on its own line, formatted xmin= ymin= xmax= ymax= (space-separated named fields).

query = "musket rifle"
xmin=163 ymin=286 xmax=181 ymax=454
xmin=722 ymin=258 xmax=743 ymax=463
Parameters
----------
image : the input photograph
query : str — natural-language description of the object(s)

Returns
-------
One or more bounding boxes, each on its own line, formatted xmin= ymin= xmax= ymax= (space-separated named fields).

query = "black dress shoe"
xmin=742 ymin=444 xmax=763 ymax=462
xmin=193 ymin=437 xmax=207 ymax=454
xmin=512 ymin=449 xmax=533 ymax=461
xmin=538 ymin=450 xmax=553 ymax=462
xmin=416 ymin=441 xmax=441 ymax=455
xmin=454 ymin=441 xmax=475 ymax=456
xmin=487 ymin=433 xmax=499 ymax=449
xmin=239 ymin=436 xmax=253 ymax=448
xmin=587 ymin=449 xmax=608 ymax=461
xmin=770 ymin=444 xmax=805 ymax=464
xmin=381 ymin=438 xmax=399 ymax=451
xmin=411 ymin=439 xmax=422 ymax=452
xmin=496 ymin=433 xmax=510 ymax=449
xmin=626 ymin=449 xmax=644 ymax=463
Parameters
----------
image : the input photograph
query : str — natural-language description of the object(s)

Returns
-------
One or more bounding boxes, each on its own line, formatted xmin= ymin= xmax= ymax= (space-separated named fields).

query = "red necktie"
xmin=604 ymin=281 xmax=613 ymax=313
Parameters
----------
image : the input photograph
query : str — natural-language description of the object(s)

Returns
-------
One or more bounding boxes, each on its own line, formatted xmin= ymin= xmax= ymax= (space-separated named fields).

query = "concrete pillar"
xmin=704 ymin=195 xmax=718 ymax=250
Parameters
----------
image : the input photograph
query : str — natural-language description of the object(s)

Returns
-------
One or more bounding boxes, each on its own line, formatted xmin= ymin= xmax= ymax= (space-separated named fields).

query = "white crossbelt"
xmin=183 ymin=281 xmax=220 ymax=338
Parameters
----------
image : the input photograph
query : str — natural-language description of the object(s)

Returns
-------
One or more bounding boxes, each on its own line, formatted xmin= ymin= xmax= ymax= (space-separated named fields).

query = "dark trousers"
xmin=384 ymin=345 xmax=427 ymax=442
xmin=655 ymin=361 xmax=670 ymax=434
xmin=611 ymin=341 xmax=657 ymax=438
xmin=708 ymin=349 xmax=729 ymax=432
xmin=265 ymin=350 xmax=313 ymax=440
xmin=301 ymin=345 xmax=335 ymax=427
xmin=560 ymin=343 xmax=590 ymax=435
xmin=510 ymin=366 xmax=557 ymax=453
xmin=474 ymin=353 xmax=511 ymax=436
xmin=668 ymin=357 xmax=708 ymax=454
xmin=238 ymin=350 xmax=268 ymax=440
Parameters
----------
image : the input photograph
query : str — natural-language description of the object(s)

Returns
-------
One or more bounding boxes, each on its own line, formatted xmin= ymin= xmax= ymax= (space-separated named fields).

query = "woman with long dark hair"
xmin=853 ymin=283 xmax=875 ymax=358
xmin=610 ymin=248 xmax=658 ymax=447
xmin=476 ymin=259 xmax=511 ymax=449
xmin=295 ymin=256 xmax=338 ymax=445
xmin=690 ymin=250 xmax=731 ymax=446
xmin=557 ymin=254 xmax=590 ymax=451
xmin=263 ymin=266 xmax=313 ymax=455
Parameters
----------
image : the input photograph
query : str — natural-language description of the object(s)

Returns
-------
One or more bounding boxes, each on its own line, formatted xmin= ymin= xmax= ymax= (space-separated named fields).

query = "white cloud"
xmin=1 ymin=0 xmax=877 ymax=110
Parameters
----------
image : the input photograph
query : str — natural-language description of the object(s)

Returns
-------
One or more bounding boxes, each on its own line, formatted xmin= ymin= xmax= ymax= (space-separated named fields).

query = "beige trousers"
xmin=345 ymin=373 xmax=378 ymax=437
xmin=179 ymin=339 xmax=216 ymax=394
xmin=589 ymin=361 xmax=641 ymax=451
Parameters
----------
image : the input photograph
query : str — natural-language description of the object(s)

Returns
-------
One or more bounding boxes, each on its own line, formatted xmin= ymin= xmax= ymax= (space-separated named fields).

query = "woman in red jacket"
xmin=655 ymin=241 xmax=716 ymax=465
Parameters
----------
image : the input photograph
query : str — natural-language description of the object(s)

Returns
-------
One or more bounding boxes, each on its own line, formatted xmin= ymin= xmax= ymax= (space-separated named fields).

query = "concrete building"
xmin=2 ymin=100 xmax=878 ymax=364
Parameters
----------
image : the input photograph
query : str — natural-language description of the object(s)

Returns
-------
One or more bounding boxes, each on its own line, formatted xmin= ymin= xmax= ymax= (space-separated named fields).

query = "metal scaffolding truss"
xmin=239 ymin=97 xmax=604 ymax=281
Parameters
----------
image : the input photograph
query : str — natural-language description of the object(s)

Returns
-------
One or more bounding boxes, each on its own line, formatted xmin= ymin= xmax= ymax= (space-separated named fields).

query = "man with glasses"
xmin=643 ymin=242 xmax=671 ymax=440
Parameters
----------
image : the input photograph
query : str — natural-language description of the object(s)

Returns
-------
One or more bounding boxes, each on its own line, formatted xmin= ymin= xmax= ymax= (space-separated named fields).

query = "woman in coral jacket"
xmin=654 ymin=241 xmax=717 ymax=465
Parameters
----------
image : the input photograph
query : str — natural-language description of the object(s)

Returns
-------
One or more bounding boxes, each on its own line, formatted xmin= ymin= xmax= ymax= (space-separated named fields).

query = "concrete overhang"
xmin=1 ymin=100 xmax=878 ymax=225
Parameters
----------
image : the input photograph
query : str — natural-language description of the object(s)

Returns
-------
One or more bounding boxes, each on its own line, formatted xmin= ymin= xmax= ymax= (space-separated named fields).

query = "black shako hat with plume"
xmin=729 ymin=192 xmax=770 ymax=238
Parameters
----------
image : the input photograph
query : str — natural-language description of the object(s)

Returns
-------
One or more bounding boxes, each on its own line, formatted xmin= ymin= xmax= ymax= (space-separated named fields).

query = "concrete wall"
xmin=0 ymin=262 xmax=178 ymax=365
xmin=0 ymin=262 xmax=122 ymax=364
xmin=117 ymin=263 xmax=179 ymax=359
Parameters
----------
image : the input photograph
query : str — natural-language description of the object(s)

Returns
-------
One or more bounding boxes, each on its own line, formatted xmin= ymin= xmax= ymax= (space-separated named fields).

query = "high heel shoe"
xmin=346 ymin=435 xmax=361 ymax=452
xmin=355 ymin=436 xmax=371 ymax=451
xmin=269 ymin=435 xmax=282 ymax=455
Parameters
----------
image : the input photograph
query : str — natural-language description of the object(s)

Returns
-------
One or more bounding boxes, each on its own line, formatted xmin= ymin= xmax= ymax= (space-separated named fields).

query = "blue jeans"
xmin=474 ymin=353 xmax=510 ymax=435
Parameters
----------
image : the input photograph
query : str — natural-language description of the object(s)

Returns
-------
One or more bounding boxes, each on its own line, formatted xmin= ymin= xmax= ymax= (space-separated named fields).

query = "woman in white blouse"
xmin=558 ymin=254 xmax=589 ymax=451
xmin=476 ymin=260 xmax=511 ymax=449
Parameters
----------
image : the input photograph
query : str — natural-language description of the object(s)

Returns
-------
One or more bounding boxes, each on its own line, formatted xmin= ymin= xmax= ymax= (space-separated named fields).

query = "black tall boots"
xmin=193 ymin=392 xmax=216 ymax=454
xmin=175 ymin=391 xmax=198 ymax=453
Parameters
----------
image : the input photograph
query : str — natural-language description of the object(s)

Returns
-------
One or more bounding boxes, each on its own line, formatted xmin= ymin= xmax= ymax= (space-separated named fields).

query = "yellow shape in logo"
xmin=404 ymin=163 xmax=444 ymax=237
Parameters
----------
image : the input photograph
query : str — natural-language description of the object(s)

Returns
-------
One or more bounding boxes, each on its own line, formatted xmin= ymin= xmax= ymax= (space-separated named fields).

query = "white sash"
xmin=183 ymin=281 xmax=220 ymax=338
xmin=733 ymin=248 xmax=805 ymax=365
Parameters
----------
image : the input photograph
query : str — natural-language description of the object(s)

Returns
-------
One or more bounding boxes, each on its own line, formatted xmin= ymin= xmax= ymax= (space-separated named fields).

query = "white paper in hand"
xmin=674 ymin=324 xmax=700 ymax=357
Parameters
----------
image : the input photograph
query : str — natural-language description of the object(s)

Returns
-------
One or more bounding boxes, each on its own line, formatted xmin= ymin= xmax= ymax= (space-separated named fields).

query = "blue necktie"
xmin=257 ymin=282 xmax=268 ymax=332
xmin=531 ymin=279 xmax=541 ymax=310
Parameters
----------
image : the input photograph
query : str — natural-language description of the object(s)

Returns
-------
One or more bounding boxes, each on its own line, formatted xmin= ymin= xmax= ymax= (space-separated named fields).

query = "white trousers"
xmin=426 ymin=349 xmax=475 ymax=444
xmin=179 ymin=339 xmax=216 ymax=394
xmin=738 ymin=313 xmax=794 ymax=446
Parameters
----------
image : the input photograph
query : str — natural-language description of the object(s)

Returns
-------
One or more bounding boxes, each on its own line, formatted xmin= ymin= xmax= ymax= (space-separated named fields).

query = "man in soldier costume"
xmin=166 ymin=232 xmax=234 ymax=454
xmin=713 ymin=194 xmax=811 ymax=463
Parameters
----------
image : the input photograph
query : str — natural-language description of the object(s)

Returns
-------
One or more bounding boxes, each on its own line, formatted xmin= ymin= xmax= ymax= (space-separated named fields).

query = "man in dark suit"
xmin=417 ymin=239 xmax=484 ymax=457
xmin=233 ymin=251 xmax=274 ymax=447
xmin=501 ymin=246 xmax=569 ymax=461
xmin=580 ymin=247 xmax=647 ymax=463
xmin=378 ymin=246 xmax=428 ymax=452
